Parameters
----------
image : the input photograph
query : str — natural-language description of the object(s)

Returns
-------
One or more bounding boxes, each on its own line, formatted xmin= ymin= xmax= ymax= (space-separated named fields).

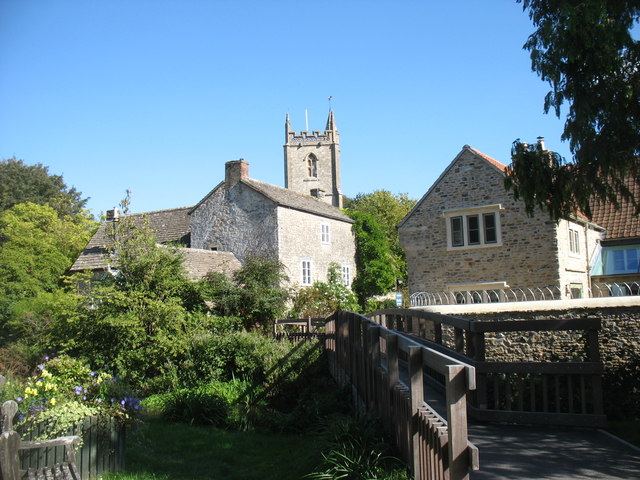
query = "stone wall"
xmin=416 ymin=299 xmax=640 ymax=417
xmin=277 ymin=206 xmax=356 ymax=287
xmin=190 ymin=183 xmax=279 ymax=262
xmin=399 ymin=146 xmax=598 ymax=297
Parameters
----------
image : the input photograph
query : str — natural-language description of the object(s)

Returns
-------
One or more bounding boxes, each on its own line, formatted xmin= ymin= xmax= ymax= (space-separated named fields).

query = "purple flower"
xmin=75 ymin=386 xmax=83 ymax=395
xmin=37 ymin=364 xmax=44 ymax=371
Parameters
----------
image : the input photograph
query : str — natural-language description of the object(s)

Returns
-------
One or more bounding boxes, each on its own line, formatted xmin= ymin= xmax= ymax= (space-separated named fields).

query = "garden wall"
xmin=418 ymin=298 xmax=640 ymax=418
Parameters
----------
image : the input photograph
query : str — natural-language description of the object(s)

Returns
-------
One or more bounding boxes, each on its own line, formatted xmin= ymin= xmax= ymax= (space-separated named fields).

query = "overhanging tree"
xmin=0 ymin=158 xmax=89 ymax=219
xmin=505 ymin=0 xmax=640 ymax=220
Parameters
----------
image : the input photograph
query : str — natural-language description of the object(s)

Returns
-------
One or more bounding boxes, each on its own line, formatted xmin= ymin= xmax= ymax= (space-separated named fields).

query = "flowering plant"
xmin=13 ymin=355 xmax=140 ymax=440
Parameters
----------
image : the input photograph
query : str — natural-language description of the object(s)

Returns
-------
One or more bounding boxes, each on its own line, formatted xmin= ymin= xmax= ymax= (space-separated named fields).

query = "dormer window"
xmin=307 ymin=154 xmax=318 ymax=178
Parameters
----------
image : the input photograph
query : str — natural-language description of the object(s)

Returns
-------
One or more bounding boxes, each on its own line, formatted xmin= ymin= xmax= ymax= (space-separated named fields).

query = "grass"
xmin=103 ymin=416 xmax=323 ymax=480
xmin=605 ymin=419 xmax=640 ymax=448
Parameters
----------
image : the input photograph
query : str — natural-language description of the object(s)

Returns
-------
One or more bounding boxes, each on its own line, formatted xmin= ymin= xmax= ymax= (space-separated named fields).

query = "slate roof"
xmin=70 ymin=206 xmax=192 ymax=272
xmin=590 ymin=175 xmax=640 ymax=240
xmin=241 ymin=178 xmax=353 ymax=223
xmin=181 ymin=248 xmax=241 ymax=281
xmin=191 ymin=177 xmax=353 ymax=223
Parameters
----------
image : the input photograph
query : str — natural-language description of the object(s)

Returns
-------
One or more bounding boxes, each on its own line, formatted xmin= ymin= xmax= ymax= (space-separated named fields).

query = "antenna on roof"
xmin=305 ymin=109 xmax=309 ymax=132
xmin=328 ymin=95 xmax=333 ymax=110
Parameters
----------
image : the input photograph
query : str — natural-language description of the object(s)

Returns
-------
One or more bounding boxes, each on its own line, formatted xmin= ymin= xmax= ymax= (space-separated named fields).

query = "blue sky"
xmin=0 ymin=0 xmax=574 ymax=217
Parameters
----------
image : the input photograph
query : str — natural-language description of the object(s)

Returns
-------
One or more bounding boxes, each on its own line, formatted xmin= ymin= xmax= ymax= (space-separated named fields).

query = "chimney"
xmin=106 ymin=208 xmax=121 ymax=221
xmin=225 ymin=159 xmax=249 ymax=187
xmin=537 ymin=136 xmax=546 ymax=150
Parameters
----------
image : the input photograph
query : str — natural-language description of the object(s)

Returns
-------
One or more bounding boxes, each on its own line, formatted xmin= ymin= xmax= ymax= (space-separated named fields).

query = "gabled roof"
xmin=242 ymin=178 xmax=353 ymax=223
xmin=590 ymin=175 xmax=640 ymax=240
xmin=190 ymin=177 xmax=353 ymax=223
xmin=398 ymin=145 xmax=506 ymax=228
xmin=70 ymin=206 xmax=192 ymax=272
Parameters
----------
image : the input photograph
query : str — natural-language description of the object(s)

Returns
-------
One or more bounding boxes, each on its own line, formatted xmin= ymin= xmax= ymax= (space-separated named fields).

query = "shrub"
xmin=10 ymin=355 xmax=140 ymax=440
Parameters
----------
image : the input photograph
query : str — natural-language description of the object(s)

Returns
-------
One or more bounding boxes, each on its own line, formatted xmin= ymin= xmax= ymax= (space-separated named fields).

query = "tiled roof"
xmin=241 ymin=178 xmax=354 ymax=223
xmin=70 ymin=206 xmax=192 ymax=272
xmin=181 ymin=248 xmax=241 ymax=281
xmin=465 ymin=145 xmax=508 ymax=173
xmin=590 ymin=175 xmax=640 ymax=240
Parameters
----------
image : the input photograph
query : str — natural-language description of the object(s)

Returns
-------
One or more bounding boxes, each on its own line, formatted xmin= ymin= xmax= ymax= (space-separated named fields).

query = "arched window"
xmin=307 ymin=154 xmax=318 ymax=178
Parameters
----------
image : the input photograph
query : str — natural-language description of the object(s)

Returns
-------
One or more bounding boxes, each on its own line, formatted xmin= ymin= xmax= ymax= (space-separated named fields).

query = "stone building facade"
xmin=190 ymin=159 xmax=355 ymax=286
xmin=398 ymin=145 xmax=604 ymax=301
xmin=74 ymin=111 xmax=355 ymax=286
xmin=284 ymin=111 xmax=343 ymax=208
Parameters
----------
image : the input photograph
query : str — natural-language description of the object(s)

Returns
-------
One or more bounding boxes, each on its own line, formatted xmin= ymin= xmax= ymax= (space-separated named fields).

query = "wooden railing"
xmin=325 ymin=311 xmax=479 ymax=480
xmin=368 ymin=308 xmax=606 ymax=427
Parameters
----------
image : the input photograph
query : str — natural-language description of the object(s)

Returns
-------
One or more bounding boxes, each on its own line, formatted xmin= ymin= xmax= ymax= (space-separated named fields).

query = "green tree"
xmin=505 ymin=1 xmax=640 ymax=220
xmin=0 ymin=158 xmax=89 ymax=219
xmin=199 ymin=255 xmax=289 ymax=330
xmin=345 ymin=191 xmax=415 ymax=288
xmin=0 ymin=202 xmax=94 ymax=307
xmin=290 ymin=262 xmax=359 ymax=318
xmin=345 ymin=210 xmax=398 ymax=305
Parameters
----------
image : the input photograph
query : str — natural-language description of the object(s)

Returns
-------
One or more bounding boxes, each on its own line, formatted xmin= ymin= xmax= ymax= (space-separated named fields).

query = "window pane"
xmin=467 ymin=215 xmax=480 ymax=245
xmin=451 ymin=217 xmax=463 ymax=246
xmin=483 ymin=213 xmax=497 ymax=243
xmin=627 ymin=249 xmax=638 ymax=271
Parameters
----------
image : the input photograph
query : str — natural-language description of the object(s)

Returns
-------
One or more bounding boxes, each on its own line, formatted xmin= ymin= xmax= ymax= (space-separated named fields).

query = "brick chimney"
xmin=225 ymin=159 xmax=249 ymax=187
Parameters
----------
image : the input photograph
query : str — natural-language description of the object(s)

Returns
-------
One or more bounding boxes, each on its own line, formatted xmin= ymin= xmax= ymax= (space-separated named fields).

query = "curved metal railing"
xmin=410 ymin=282 xmax=640 ymax=307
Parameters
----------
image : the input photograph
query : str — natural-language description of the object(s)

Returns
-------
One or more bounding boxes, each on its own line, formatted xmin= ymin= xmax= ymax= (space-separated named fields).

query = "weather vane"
xmin=328 ymin=96 xmax=333 ymax=109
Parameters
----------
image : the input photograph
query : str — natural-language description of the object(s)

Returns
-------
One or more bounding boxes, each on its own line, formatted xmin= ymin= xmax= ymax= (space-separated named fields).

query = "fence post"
xmin=409 ymin=346 xmax=424 ymax=480
xmin=446 ymin=365 xmax=470 ymax=480
xmin=367 ymin=324 xmax=381 ymax=411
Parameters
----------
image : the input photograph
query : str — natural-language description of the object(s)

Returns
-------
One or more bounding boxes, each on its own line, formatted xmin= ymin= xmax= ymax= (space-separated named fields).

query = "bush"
xmin=9 ymin=355 xmax=139 ymax=440
xmin=307 ymin=414 xmax=409 ymax=480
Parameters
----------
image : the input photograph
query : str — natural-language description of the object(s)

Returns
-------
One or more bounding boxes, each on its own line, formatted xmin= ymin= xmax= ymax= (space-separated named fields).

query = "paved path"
xmin=468 ymin=423 xmax=640 ymax=479
xmin=422 ymin=383 xmax=640 ymax=479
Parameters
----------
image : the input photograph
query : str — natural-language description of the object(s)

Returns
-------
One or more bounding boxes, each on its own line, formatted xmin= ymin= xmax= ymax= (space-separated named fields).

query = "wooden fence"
xmin=19 ymin=416 xmax=125 ymax=479
xmin=325 ymin=311 xmax=479 ymax=480
xmin=368 ymin=308 xmax=606 ymax=427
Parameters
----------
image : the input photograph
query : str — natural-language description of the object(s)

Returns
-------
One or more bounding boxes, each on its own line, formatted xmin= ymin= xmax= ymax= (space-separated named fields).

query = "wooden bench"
xmin=1 ymin=376 xmax=81 ymax=480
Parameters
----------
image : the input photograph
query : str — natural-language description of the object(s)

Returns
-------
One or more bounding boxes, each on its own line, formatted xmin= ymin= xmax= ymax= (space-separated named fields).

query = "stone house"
xmin=70 ymin=206 xmax=242 ymax=281
xmin=398 ymin=144 xmax=604 ymax=302
xmin=589 ymin=173 xmax=640 ymax=293
xmin=72 ymin=110 xmax=356 ymax=287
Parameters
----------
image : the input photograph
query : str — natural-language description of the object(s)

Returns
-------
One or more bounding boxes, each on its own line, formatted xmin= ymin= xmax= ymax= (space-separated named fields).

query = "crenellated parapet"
xmin=287 ymin=129 xmax=335 ymax=144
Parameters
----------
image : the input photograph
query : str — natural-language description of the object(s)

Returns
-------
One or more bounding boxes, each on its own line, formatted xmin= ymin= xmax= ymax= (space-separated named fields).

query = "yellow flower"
xmin=49 ymin=398 xmax=56 ymax=406
xmin=41 ymin=370 xmax=52 ymax=379
xmin=44 ymin=383 xmax=54 ymax=391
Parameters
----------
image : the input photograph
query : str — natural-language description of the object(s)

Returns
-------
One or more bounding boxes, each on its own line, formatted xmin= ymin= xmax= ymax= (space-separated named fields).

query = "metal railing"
xmin=410 ymin=282 xmax=640 ymax=307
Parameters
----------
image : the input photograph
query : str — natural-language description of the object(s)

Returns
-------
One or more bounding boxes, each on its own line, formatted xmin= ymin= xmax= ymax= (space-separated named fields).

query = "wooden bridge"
xmin=274 ymin=309 xmax=640 ymax=480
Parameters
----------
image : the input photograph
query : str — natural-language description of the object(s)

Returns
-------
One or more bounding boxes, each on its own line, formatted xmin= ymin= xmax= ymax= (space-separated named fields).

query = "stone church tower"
xmin=284 ymin=110 xmax=343 ymax=208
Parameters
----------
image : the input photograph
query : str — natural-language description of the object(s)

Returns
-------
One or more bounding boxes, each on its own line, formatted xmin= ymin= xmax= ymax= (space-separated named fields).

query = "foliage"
xmin=345 ymin=210 xmax=398 ymax=305
xmin=290 ymin=263 xmax=359 ymax=318
xmin=307 ymin=414 xmax=409 ymax=480
xmin=199 ymin=255 xmax=289 ymax=330
xmin=0 ymin=203 xmax=94 ymax=301
xmin=11 ymin=355 xmax=139 ymax=440
xmin=506 ymin=1 xmax=640 ymax=220
xmin=345 ymin=190 xmax=415 ymax=291
xmin=0 ymin=157 xmax=90 ymax=219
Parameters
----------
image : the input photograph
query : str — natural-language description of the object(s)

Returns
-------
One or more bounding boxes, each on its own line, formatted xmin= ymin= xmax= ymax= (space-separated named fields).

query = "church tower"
xmin=284 ymin=110 xmax=343 ymax=208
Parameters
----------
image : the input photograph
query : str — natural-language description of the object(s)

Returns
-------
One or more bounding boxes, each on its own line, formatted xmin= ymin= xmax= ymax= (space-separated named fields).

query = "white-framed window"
xmin=447 ymin=281 xmax=508 ymax=304
xmin=341 ymin=264 xmax=351 ymax=286
xmin=444 ymin=204 xmax=503 ymax=250
xmin=301 ymin=258 xmax=312 ymax=286
xmin=569 ymin=227 xmax=581 ymax=256
xmin=321 ymin=223 xmax=330 ymax=244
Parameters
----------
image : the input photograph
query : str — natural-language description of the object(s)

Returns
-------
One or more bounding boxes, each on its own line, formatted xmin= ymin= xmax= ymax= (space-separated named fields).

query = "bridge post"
xmin=366 ymin=324 xmax=381 ymax=412
xmin=446 ymin=364 xmax=470 ymax=480
xmin=408 ymin=346 xmax=425 ymax=480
